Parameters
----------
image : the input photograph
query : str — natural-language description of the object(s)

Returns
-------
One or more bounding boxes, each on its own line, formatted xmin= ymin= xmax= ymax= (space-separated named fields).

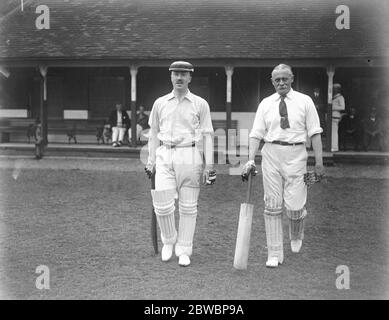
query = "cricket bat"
xmin=233 ymin=173 xmax=254 ymax=270
xmin=151 ymin=172 xmax=159 ymax=255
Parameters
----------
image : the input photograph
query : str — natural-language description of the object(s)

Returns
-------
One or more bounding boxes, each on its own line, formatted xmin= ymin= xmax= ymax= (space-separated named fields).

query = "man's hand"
xmin=314 ymin=163 xmax=324 ymax=177
xmin=145 ymin=162 xmax=155 ymax=179
xmin=202 ymin=167 xmax=216 ymax=185
xmin=241 ymin=160 xmax=257 ymax=181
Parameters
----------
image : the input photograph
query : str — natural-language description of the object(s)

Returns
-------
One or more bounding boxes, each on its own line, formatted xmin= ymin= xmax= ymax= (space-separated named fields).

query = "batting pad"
xmin=286 ymin=208 xmax=307 ymax=241
xmin=264 ymin=197 xmax=284 ymax=262
xmin=175 ymin=187 xmax=200 ymax=257
xmin=151 ymin=189 xmax=177 ymax=245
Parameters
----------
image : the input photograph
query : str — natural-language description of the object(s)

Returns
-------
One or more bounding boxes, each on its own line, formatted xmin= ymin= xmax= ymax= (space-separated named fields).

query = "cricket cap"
xmin=169 ymin=61 xmax=194 ymax=72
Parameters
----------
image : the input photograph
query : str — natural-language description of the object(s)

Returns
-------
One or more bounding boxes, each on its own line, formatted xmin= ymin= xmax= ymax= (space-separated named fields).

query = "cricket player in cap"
xmin=242 ymin=64 xmax=324 ymax=268
xmin=145 ymin=61 xmax=215 ymax=267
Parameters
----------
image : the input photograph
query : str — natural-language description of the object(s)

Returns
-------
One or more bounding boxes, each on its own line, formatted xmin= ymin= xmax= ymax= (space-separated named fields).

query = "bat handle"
xmin=245 ymin=172 xmax=253 ymax=203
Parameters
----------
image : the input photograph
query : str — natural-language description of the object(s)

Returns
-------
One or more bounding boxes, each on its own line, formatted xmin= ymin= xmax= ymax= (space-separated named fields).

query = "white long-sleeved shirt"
xmin=148 ymin=90 xmax=214 ymax=146
xmin=332 ymin=93 xmax=345 ymax=119
xmin=249 ymin=88 xmax=322 ymax=143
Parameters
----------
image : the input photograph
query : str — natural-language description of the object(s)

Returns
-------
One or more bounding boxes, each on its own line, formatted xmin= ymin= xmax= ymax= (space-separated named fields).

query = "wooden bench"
xmin=48 ymin=119 xmax=105 ymax=132
xmin=0 ymin=118 xmax=108 ymax=143
xmin=47 ymin=119 xmax=108 ymax=143
xmin=0 ymin=118 xmax=36 ymax=143
xmin=0 ymin=118 xmax=239 ymax=144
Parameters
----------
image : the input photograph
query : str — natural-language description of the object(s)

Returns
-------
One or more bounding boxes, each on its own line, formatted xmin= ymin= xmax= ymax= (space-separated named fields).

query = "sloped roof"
xmin=0 ymin=0 xmax=388 ymax=61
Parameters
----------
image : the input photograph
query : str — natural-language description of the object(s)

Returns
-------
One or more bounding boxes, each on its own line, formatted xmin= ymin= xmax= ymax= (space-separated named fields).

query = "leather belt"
xmin=270 ymin=140 xmax=304 ymax=146
xmin=163 ymin=142 xmax=196 ymax=149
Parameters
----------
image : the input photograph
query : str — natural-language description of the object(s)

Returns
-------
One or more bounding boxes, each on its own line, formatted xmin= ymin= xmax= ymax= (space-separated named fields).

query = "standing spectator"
xmin=331 ymin=83 xmax=346 ymax=152
xmin=34 ymin=118 xmax=43 ymax=159
xmin=128 ymin=105 xmax=150 ymax=144
xmin=108 ymin=103 xmax=131 ymax=147
xmin=338 ymin=107 xmax=362 ymax=151
xmin=362 ymin=107 xmax=384 ymax=151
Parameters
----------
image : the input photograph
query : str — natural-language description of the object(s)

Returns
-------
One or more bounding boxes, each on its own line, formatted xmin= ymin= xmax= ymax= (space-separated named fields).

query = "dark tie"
xmin=279 ymin=95 xmax=290 ymax=129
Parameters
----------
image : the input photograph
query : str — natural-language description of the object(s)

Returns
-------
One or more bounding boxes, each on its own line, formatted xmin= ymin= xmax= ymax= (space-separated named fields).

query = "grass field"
xmin=0 ymin=158 xmax=388 ymax=300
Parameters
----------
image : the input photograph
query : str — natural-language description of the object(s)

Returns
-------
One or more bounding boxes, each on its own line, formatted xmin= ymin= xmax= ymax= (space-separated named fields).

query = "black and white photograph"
xmin=0 ymin=0 xmax=388 ymax=306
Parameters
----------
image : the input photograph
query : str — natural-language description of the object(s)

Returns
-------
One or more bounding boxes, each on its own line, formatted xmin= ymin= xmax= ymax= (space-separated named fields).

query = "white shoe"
xmin=266 ymin=257 xmax=280 ymax=268
xmin=178 ymin=254 xmax=191 ymax=267
xmin=161 ymin=244 xmax=173 ymax=262
xmin=291 ymin=240 xmax=302 ymax=253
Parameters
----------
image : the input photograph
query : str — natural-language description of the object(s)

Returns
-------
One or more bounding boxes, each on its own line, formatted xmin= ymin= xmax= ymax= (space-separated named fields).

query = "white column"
xmin=225 ymin=65 xmax=234 ymax=104
xmin=130 ymin=66 xmax=138 ymax=103
xmin=225 ymin=65 xmax=234 ymax=153
xmin=326 ymin=66 xmax=335 ymax=105
xmin=130 ymin=66 xmax=138 ymax=145
xmin=326 ymin=65 xmax=335 ymax=152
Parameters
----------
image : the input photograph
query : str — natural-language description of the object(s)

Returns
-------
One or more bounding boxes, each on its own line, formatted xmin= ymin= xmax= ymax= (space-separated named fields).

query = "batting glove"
xmin=203 ymin=169 xmax=216 ymax=185
xmin=241 ymin=160 xmax=257 ymax=181
xmin=144 ymin=162 xmax=155 ymax=179
xmin=303 ymin=171 xmax=324 ymax=187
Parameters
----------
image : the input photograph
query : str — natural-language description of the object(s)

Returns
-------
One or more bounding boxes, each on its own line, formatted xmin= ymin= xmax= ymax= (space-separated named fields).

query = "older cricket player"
xmin=145 ymin=61 xmax=215 ymax=267
xmin=242 ymin=64 xmax=324 ymax=268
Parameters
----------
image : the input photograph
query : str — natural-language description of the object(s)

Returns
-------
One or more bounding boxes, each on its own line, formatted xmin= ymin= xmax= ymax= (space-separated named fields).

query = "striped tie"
xmin=279 ymin=95 xmax=290 ymax=129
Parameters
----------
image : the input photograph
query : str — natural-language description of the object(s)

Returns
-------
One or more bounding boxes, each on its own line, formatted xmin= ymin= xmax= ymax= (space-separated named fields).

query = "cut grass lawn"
xmin=0 ymin=167 xmax=388 ymax=299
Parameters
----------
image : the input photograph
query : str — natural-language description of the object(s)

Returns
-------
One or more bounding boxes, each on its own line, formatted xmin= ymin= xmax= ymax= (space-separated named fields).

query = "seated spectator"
xmin=128 ymin=105 xmax=150 ymax=144
xmin=108 ymin=103 xmax=131 ymax=147
xmin=338 ymin=107 xmax=362 ymax=151
xmin=362 ymin=107 xmax=384 ymax=151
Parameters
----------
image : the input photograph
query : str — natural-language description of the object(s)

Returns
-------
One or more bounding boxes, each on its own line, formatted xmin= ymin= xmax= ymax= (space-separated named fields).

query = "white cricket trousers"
xmin=152 ymin=145 xmax=203 ymax=257
xmin=331 ymin=118 xmax=340 ymax=152
xmin=261 ymin=142 xmax=308 ymax=259
xmin=128 ymin=124 xmax=143 ymax=140
xmin=112 ymin=127 xmax=126 ymax=142
xmin=261 ymin=142 xmax=307 ymax=211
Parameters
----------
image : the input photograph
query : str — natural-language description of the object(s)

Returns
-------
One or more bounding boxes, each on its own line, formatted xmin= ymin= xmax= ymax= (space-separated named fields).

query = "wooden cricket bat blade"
xmin=151 ymin=207 xmax=158 ymax=255
xmin=150 ymin=172 xmax=159 ymax=255
xmin=233 ymin=203 xmax=254 ymax=270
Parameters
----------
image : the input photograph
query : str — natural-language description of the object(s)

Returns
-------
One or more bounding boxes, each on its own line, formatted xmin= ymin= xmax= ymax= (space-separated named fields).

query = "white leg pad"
xmin=175 ymin=187 xmax=200 ymax=257
xmin=151 ymin=189 xmax=177 ymax=245
xmin=286 ymin=208 xmax=307 ymax=241
xmin=264 ymin=196 xmax=284 ymax=263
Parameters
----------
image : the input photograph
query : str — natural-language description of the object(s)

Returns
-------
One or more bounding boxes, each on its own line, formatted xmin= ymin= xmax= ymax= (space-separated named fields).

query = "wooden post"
xmin=295 ymin=68 xmax=301 ymax=92
xmin=225 ymin=65 xmax=234 ymax=151
xmin=326 ymin=66 xmax=335 ymax=152
xmin=257 ymin=68 xmax=261 ymax=104
xmin=39 ymin=65 xmax=48 ymax=146
xmin=130 ymin=66 xmax=138 ymax=146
